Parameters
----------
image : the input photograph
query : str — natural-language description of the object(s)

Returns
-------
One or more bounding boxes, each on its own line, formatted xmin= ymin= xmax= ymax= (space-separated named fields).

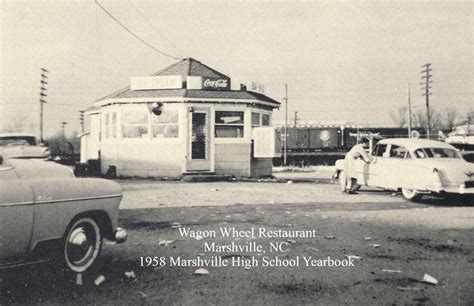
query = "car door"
xmin=363 ymin=143 xmax=389 ymax=188
xmin=0 ymin=155 xmax=35 ymax=261
xmin=383 ymin=144 xmax=410 ymax=189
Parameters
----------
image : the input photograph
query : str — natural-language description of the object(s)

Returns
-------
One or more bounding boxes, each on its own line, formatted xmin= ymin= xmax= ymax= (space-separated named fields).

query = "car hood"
xmin=415 ymin=158 xmax=474 ymax=184
xmin=7 ymin=158 xmax=75 ymax=179
xmin=0 ymin=145 xmax=47 ymax=158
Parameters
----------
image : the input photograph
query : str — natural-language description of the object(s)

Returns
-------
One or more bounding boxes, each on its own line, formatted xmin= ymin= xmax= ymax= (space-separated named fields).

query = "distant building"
xmin=80 ymin=58 xmax=280 ymax=177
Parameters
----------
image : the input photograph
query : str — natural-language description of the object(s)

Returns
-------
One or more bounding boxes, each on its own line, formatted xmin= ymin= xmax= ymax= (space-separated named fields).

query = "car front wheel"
xmin=63 ymin=217 xmax=102 ymax=273
xmin=401 ymin=188 xmax=422 ymax=202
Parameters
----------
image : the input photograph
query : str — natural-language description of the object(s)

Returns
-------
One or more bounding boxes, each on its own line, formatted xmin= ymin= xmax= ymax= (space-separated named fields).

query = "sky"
xmin=1 ymin=0 xmax=472 ymax=137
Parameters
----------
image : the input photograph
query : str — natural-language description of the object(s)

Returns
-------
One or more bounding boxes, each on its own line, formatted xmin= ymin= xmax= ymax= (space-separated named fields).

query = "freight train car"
xmin=274 ymin=126 xmax=425 ymax=166
xmin=342 ymin=127 xmax=425 ymax=148
xmin=286 ymin=127 xmax=342 ymax=151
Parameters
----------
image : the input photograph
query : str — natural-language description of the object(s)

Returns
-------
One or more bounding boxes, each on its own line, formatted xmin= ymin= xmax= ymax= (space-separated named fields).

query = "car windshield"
xmin=414 ymin=148 xmax=461 ymax=159
xmin=0 ymin=136 xmax=37 ymax=147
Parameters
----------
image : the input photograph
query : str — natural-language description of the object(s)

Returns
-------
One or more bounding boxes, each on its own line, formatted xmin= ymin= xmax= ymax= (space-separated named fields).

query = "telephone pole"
xmin=61 ymin=122 xmax=67 ymax=153
xmin=79 ymin=111 xmax=84 ymax=132
xmin=420 ymin=63 xmax=432 ymax=139
xmin=294 ymin=111 xmax=298 ymax=127
xmin=39 ymin=68 xmax=48 ymax=142
xmin=283 ymin=84 xmax=288 ymax=166
xmin=407 ymin=83 xmax=412 ymax=137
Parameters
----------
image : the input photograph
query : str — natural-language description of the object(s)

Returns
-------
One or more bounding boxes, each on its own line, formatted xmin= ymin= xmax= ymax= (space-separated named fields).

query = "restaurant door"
xmin=186 ymin=108 xmax=211 ymax=172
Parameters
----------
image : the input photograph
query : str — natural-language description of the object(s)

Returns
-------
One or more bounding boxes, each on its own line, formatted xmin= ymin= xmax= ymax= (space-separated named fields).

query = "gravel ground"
xmin=1 ymin=178 xmax=473 ymax=305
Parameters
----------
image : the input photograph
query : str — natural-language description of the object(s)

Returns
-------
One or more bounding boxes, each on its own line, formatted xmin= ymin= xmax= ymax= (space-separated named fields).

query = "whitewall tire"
xmin=401 ymin=188 xmax=422 ymax=202
xmin=64 ymin=217 xmax=102 ymax=273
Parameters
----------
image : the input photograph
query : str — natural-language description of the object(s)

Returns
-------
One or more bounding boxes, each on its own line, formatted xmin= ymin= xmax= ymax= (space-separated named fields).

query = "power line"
xmin=2 ymin=102 xmax=82 ymax=107
xmin=94 ymin=0 xmax=183 ymax=60
xmin=127 ymin=0 xmax=185 ymax=58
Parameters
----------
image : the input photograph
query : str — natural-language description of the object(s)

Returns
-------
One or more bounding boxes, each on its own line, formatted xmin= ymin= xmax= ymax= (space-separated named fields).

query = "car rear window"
xmin=414 ymin=148 xmax=460 ymax=159
xmin=462 ymin=153 xmax=474 ymax=163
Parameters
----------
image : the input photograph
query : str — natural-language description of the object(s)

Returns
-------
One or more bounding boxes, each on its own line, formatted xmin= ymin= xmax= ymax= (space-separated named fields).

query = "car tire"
xmin=401 ymin=188 xmax=422 ymax=202
xmin=63 ymin=217 xmax=103 ymax=273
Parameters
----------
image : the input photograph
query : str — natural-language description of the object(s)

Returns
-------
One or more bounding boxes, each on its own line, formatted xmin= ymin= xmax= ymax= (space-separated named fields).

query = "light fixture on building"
xmin=147 ymin=102 xmax=163 ymax=116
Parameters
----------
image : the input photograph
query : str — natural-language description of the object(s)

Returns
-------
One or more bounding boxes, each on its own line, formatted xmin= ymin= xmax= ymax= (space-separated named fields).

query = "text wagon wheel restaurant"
xmin=80 ymin=58 xmax=281 ymax=177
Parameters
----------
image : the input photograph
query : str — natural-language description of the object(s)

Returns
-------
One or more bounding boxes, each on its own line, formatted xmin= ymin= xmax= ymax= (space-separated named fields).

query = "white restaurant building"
xmin=80 ymin=58 xmax=280 ymax=177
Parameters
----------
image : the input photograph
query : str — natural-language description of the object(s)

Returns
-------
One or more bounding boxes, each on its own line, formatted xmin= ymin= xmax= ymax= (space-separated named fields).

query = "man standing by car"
xmin=341 ymin=138 xmax=371 ymax=194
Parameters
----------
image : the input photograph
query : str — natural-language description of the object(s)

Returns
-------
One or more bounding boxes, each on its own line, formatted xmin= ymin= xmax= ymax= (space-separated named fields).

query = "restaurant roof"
xmin=95 ymin=58 xmax=280 ymax=106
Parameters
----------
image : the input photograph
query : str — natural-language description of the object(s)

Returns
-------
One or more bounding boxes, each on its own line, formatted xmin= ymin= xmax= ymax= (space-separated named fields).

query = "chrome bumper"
xmin=114 ymin=227 xmax=127 ymax=243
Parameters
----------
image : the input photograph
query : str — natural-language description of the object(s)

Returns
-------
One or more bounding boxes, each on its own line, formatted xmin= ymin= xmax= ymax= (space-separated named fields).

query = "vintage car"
xmin=0 ymin=133 xmax=50 ymax=159
xmin=0 ymin=153 xmax=127 ymax=273
xmin=335 ymin=138 xmax=474 ymax=202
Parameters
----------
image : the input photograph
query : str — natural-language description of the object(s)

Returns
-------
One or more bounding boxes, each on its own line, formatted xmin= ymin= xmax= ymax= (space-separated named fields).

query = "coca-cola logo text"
xmin=203 ymin=78 xmax=229 ymax=89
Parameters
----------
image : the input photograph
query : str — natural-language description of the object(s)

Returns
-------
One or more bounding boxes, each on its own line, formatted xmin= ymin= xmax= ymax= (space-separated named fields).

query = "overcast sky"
xmin=1 ymin=0 xmax=472 ymax=137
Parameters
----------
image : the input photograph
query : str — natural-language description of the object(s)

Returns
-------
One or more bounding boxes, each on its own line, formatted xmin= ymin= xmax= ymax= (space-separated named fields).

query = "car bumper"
xmin=114 ymin=227 xmax=127 ymax=243
xmin=430 ymin=186 xmax=474 ymax=195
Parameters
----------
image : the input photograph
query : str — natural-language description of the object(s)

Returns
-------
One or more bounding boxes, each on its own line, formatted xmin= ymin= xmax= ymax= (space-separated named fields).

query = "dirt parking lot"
xmin=1 ymin=178 xmax=473 ymax=305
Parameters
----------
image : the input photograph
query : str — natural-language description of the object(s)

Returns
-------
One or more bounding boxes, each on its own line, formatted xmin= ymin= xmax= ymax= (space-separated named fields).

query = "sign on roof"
xmin=245 ymin=81 xmax=265 ymax=94
xmin=187 ymin=76 xmax=203 ymax=90
xmin=202 ymin=77 xmax=230 ymax=91
xmin=131 ymin=76 xmax=183 ymax=90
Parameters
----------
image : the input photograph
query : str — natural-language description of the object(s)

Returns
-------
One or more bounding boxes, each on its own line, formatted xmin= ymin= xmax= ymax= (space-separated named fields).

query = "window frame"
xmin=388 ymin=144 xmax=409 ymax=159
xmin=151 ymin=108 xmax=180 ymax=139
xmin=103 ymin=111 xmax=118 ymax=140
xmin=121 ymin=105 xmax=150 ymax=140
xmin=372 ymin=144 xmax=388 ymax=157
xmin=261 ymin=113 xmax=271 ymax=126
xmin=214 ymin=110 xmax=245 ymax=139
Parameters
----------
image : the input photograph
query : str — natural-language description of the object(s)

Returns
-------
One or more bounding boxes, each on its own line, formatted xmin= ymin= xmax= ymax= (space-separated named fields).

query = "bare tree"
xmin=443 ymin=107 xmax=458 ymax=130
xmin=390 ymin=106 xmax=408 ymax=128
xmin=0 ymin=113 xmax=36 ymax=134
xmin=460 ymin=109 xmax=474 ymax=126
xmin=412 ymin=108 xmax=442 ymax=135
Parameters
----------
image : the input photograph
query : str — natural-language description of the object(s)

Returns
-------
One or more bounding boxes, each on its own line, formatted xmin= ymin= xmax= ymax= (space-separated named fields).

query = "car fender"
xmin=28 ymin=178 xmax=122 ymax=251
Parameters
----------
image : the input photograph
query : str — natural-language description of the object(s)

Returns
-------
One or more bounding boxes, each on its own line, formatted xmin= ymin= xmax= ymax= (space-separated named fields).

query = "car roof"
xmin=377 ymin=138 xmax=456 ymax=151
xmin=0 ymin=133 xmax=37 ymax=138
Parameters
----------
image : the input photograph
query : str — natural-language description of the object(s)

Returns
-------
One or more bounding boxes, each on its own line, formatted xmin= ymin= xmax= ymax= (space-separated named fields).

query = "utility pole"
xmin=61 ymin=122 xmax=67 ymax=153
xmin=420 ymin=63 xmax=432 ymax=139
xmin=467 ymin=110 xmax=472 ymax=134
xmin=79 ymin=111 xmax=84 ymax=132
xmin=39 ymin=68 xmax=48 ymax=143
xmin=283 ymin=84 xmax=288 ymax=166
xmin=407 ymin=83 xmax=412 ymax=137
xmin=294 ymin=111 xmax=298 ymax=127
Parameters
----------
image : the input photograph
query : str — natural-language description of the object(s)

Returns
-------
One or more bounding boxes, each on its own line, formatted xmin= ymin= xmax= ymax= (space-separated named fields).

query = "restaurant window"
xmin=215 ymin=111 xmax=244 ymax=138
xmin=262 ymin=113 xmax=271 ymax=126
xmin=122 ymin=107 xmax=149 ymax=138
xmin=251 ymin=112 xmax=260 ymax=127
xmin=104 ymin=112 xmax=116 ymax=139
xmin=104 ymin=114 xmax=109 ymax=138
xmin=152 ymin=109 xmax=179 ymax=138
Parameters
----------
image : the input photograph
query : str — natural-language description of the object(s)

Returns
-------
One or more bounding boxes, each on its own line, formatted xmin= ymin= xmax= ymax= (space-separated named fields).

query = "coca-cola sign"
xmin=202 ymin=77 xmax=230 ymax=91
